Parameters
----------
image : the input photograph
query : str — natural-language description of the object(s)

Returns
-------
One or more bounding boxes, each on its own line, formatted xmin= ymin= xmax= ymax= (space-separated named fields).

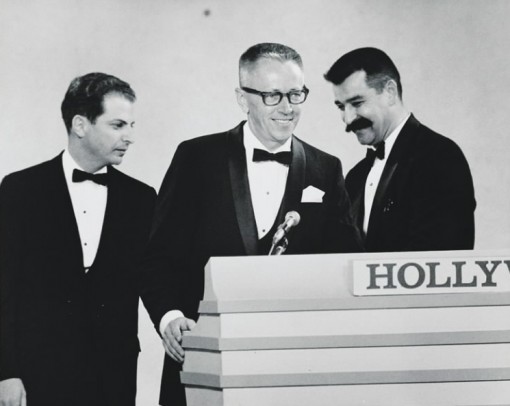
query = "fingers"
xmin=162 ymin=320 xmax=184 ymax=363
xmin=161 ymin=317 xmax=196 ymax=363
xmin=185 ymin=319 xmax=197 ymax=330
xmin=162 ymin=335 xmax=183 ymax=363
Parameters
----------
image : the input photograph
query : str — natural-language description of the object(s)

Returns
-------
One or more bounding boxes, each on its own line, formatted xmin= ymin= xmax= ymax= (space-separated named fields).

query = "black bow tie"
xmin=72 ymin=169 xmax=109 ymax=186
xmin=252 ymin=149 xmax=292 ymax=166
xmin=366 ymin=142 xmax=385 ymax=161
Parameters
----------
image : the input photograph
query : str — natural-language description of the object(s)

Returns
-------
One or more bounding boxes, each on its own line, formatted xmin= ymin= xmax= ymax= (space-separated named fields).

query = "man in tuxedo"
xmin=324 ymin=47 xmax=476 ymax=252
xmin=0 ymin=73 xmax=166 ymax=406
xmin=143 ymin=42 xmax=362 ymax=405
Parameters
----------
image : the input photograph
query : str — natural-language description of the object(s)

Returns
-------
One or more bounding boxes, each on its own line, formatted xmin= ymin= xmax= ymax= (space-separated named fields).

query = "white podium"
xmin=181 ymin=250 xmax=510 ymax=405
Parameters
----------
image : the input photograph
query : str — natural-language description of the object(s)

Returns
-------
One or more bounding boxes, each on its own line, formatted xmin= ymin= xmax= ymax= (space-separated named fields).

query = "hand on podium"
xmin=0 ymin=378 xmax=27 ymax=406
xmin=162 ymin=317 xmax=196 ymax=363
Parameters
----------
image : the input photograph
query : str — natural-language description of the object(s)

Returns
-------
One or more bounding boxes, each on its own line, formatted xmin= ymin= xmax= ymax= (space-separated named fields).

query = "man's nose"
xmin=122 ymin=127 xmax=135 ymax=144
xmin=278 ymin=96 xmax=294 ymax=113
xmin=343 ymin=105 xmax=357 ymax=125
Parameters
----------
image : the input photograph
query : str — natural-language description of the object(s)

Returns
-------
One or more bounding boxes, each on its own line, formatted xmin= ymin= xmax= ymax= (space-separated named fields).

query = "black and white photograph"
xmin=1 ymin=1 xmax=509 ymax=405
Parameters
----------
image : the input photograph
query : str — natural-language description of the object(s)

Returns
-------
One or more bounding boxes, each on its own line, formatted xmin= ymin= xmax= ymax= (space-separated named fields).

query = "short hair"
xmin=61 ymin=72 xmax=136 ymax=133
xmin=239 ymin=43 xmax=303 ymax=85
xmin=324 ymin=47 xmax=402 ymax=99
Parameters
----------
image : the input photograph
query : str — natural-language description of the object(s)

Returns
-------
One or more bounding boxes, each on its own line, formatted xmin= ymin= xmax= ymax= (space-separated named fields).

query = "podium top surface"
xmin=199 ymin=250 xmax=510 ymax=313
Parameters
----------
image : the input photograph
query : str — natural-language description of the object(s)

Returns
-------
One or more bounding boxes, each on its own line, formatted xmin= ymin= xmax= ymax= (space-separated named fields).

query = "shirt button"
xmin=84 ymin=242 xmax=88 ymax=246
xmin=83 ymin=210 xmax=87 ymax=214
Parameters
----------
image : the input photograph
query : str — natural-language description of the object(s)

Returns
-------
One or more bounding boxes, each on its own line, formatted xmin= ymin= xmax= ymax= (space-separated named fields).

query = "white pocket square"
xmin=301 ymin=185 xmax=325 ymax=203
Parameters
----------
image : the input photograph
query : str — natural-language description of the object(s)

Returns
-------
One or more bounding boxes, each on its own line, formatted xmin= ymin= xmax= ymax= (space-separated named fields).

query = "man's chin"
xmin=354 ymin=129 xmax=374 ymax=145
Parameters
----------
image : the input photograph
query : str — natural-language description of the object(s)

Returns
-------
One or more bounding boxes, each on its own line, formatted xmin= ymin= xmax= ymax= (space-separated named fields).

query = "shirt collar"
xmin=62 ymin=149 xmax=107 ymax=185
xmin=243 ymin=122 xmax=292 ymax=154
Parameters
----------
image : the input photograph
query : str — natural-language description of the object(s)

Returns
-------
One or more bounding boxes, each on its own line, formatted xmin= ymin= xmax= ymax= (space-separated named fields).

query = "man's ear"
xmin=71 ymin=115 xmax=88 ymax=138
xmin=385 ymin=79 xmax=399 ymax=105
xmin=235 ymin=88 xmax=249 ymax=114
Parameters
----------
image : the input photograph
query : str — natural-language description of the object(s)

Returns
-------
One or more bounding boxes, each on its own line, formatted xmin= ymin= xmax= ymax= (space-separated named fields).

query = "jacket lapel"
xmin=278 ymin=136 xmax=305 ymax=222
xmin=48 ymin=153 xmax=85 ymax=272
xmin=276 ymin=136 xmax=306 ymax=249
xmin=227 ymin=123 xmax=258 ymax=255
xmin=367 ymin=115 xmax=419 ymax=243
xmin=90 ymin=165 xmax=118 ymax=272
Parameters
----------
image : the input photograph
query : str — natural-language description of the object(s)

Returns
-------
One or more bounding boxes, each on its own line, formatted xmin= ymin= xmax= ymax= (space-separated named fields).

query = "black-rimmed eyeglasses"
xmin=241 ymin=86 xmax=309 ymax=106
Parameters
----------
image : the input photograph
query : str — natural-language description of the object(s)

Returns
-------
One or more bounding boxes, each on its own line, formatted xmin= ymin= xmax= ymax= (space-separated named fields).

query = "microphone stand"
xmin=268 ymin=236 xmax=288 ymax=256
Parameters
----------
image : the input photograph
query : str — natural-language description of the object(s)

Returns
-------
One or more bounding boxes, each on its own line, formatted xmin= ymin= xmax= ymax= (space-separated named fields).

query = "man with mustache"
xmin=324 ymin=47 xmax=476 ymax=252
xmin=144 ymin=42 xmax=362 ymax=405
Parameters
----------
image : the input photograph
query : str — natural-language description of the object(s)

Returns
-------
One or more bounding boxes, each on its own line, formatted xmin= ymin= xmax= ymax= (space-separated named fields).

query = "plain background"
xmin=1 ymin=0 xmax=509 ymax=404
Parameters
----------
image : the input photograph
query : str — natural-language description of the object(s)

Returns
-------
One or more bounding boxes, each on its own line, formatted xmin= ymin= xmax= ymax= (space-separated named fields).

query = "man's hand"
xmin=162 ymin=317 xmax=196 ymax=363
xmin=0 ymin=378 xmax=26 ymax=406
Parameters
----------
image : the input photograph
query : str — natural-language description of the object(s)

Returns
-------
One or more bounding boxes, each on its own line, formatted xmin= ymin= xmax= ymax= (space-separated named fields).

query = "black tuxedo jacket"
xmin=346 ymin=115 xmax=476 ymax=252
xmin=0 ymin=154 xmax=160 ymax=406
xmin=144 ymin=121 xmax=362 ymax=405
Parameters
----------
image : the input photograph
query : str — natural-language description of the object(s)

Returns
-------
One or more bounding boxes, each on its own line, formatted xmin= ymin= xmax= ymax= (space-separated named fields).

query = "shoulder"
xmin=177 ymin=133 xmax=228 ymax=156
xmin=177 ymin=122 xmax=244 ymax=152
xmin=403 ymin=116 xmax=462 ymax=153
xmin=295 ymin=136 xmax=341 ymax=167
xmin=109 ymin=167 xmax=156 ymax=197
xmin=169 ymin=123 xmax=244 ymax=171
xmin=407 ymin=119 xmax=468 ymax=164
xmin=1 ymin=156 xmax=59 ymax=192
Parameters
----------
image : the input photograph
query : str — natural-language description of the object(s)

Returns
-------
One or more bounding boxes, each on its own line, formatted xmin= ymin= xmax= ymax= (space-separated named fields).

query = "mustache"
xmin=346 ymin=117 xmax=373 ymax=133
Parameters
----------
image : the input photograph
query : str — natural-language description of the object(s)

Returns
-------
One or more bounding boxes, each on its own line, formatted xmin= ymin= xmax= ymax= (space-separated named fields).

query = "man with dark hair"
xmin=0 ymin=73 xmax=165 ymax=406
xmin=324 ymin=47 xmax=476 ymax=252
xmin=144 ymin=42 xmax=362 ymax=405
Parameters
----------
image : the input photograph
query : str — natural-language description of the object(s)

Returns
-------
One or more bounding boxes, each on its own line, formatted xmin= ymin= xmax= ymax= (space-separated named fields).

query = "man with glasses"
xmin=143 ymin=42 xmax=362 ymax=406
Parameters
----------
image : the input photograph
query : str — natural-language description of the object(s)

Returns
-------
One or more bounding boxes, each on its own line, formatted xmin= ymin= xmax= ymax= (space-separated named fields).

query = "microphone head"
xmin=285 ymin=211 xmax=301 ymax=226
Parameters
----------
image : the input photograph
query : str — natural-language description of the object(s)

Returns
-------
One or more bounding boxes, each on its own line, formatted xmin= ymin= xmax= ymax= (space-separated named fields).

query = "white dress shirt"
xmin=363 ymin=114 xmax=410 ymax=234
xmin=159 ymin=124 xmax=292 ymax=334
xmin=244 ymin=123 xmax=291 ymax=238
xmin=62 ymin=150 xmax=107 ymax=270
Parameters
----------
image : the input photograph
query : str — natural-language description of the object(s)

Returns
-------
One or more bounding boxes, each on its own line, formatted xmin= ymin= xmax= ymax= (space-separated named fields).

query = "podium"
xmin=181 ymin=250 xmax=510 ymax=405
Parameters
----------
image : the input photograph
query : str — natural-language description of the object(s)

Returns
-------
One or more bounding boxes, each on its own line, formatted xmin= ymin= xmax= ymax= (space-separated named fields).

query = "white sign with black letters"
xmin=353 ymin=257 xmax=510 ymax=296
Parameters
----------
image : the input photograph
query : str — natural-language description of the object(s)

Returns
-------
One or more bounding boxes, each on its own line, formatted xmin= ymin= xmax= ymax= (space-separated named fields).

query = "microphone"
xmin=272 ymin=211 xmax=301 ymax=247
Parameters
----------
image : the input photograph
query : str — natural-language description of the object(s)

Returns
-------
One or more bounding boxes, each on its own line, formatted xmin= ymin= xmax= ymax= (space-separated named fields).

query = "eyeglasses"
xmin=241 ymin=86 xmax=309 ymax=106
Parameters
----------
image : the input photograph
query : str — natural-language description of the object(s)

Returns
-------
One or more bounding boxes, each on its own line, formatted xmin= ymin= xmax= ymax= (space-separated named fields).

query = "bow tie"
xmin=366 ymin=142 xmax=385 ymax=161
xmin=72 ymin=169 xmax=109 ymax=186
xmin=252 ymin=149 xmax=292 ymax=166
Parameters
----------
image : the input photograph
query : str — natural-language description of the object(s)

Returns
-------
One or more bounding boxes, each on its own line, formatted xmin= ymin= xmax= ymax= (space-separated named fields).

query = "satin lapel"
xmin=353 ymin=159 xmax=372 ymax=236
xmin=278 ymin=136 xmax=306 ymax=248
xmin=48 ymin=154 xmax=84 ymax=271
xmin=368 ymin=115 xmax=418 ymax=240
xmin=90 ymin=165 xmax=119 ymax=273
xmin=227 ymin=124 xmax=258 ymax=255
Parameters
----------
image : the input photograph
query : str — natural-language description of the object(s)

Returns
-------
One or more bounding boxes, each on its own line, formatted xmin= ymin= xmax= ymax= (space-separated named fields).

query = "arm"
xmin=0 ymin=175 xmax=24 ymax=382
xmin=405 ymin=140 xmax=476 ymax=251
xmin=139 ymin=142 xmax=200 ymax=355
xmin=323 ymin=157 xmax=364 ymax=253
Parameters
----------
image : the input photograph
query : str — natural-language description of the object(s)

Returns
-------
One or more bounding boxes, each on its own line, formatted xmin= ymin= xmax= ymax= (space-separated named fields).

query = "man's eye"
xmin=112 ymin=123 xmax=124 ymax=129
xmin=352 ymin=101 xmax=363 ymax=107
xmin=336 ymin=105 xmax=345 ymax=111
xmin=265 ymin=93 xmax=280 ymax=102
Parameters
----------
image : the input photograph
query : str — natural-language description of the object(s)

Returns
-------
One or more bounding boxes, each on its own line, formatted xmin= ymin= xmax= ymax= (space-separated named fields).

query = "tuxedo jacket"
xmin=0 ymin=154 xmax=161 ymax=406
xmin=144 ymin=121 xmax=362 ymax=405
xmin=346 ymin=115 xmax=476 ymax=252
